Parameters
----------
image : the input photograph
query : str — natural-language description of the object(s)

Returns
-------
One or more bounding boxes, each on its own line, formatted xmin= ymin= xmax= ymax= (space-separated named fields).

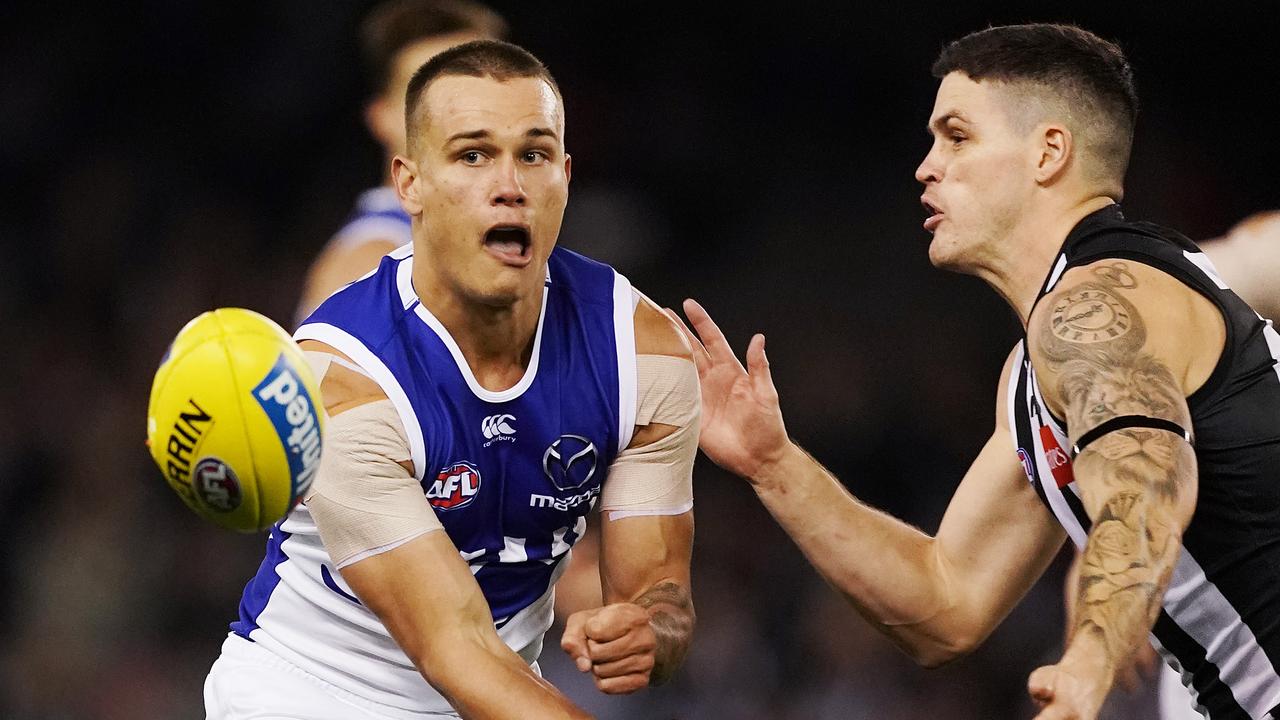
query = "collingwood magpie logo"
xmin=542 ymin=434 xmax=598 ymax=491
xmin=481 ymin=414 xmax=516 ymax=447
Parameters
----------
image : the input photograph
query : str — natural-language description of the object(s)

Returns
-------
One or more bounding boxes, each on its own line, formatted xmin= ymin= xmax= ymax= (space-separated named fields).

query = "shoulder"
xmin=297 ymin=339 xmax=388 ymax=415
xmin=1029 ymin=259 xmax=1219 ymax=352
xmin=632 ymin=290 xmax=694 ymax=361
xmin=1026 ymin=258 xmax=1223 ymax=404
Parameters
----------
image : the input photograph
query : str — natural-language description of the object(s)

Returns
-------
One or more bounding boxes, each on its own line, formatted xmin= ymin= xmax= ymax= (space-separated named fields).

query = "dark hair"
xmin=404 ymin=40 xmax=561 ymax=152
xmin=358 ymin=0 xmax=508 ymax=95
xmin=933 ymin=24 xmax=1138 ymax=185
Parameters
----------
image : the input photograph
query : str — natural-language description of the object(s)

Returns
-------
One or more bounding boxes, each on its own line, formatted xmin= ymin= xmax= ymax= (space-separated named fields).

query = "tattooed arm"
xmin=558 ymin=299 xmax=696 ymax=693
xmin=1025 ymin=261 xmax=1221 ymax=719
xmin=559 ymin=508 xmax=695 ymax=692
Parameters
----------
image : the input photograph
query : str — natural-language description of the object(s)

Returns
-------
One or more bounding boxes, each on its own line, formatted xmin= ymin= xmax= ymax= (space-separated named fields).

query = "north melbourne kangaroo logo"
xmin=481 ymin=414 xmax=516 ymax=440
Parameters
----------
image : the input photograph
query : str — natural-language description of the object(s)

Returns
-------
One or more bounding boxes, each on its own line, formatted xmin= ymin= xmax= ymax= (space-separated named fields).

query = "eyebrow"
xmin=444 ymin=127 xmax=560 ymax=144
xmin=927 ymin=111 xmax=969 ymax=136
xmin=445 ymin=129 xmax=492 ymax=144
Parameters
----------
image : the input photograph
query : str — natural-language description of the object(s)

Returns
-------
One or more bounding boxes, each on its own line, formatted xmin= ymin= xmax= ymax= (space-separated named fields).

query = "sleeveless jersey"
xmin=1009 ymin=205 xmax=1280 ymax=719
xmin=230 ymin=244 xmax=638 ymax=713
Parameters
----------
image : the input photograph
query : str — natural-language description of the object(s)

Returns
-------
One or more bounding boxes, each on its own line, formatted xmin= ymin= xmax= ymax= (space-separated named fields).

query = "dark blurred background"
xmin=1 ymin=1 xmax=1277 ymax=718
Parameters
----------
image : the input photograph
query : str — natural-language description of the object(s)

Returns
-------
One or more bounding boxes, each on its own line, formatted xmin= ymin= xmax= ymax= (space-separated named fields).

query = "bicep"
xmin=935 ymin=430 xmax=1066 ymax=630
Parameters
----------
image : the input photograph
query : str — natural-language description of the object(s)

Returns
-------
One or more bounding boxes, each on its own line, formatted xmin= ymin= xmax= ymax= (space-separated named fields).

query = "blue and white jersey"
xmin=231 ymin=244 xmax=639 ymax=713
xmin=330 ymin=186 xmax=412 ymax=252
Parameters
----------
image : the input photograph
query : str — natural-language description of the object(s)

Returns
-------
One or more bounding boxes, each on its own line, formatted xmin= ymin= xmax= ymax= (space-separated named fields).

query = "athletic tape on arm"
xmin=600 ymin=354 xmax=699 ymax=520
xmin=304 ymin=398 xmax=442 ymax=569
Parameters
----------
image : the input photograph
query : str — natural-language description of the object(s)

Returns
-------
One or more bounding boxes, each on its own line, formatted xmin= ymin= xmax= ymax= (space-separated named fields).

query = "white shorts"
xmin=204 ymin=634 xmax=459 ymax=720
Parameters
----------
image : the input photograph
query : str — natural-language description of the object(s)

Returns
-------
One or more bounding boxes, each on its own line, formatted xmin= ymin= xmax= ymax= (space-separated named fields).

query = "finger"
xmin=584 ymin=606 xmax=648 ymax=644
xmin=587 ymin=631 xmax=657 ymax=664
xmin=594 ymin=672 xmax=649 ymax=695
xmin=745 ymin=333 xmax=778 ymax=400
xmin=663 ymin=307 xmax=710 ymax=375
xmin=682 ymin=298 xmax=743 ymax=367
xmin=1027 ymin=666 xmax=1057 ymax=705
xmin=589 ymin=652 xmax=655 ymax=679
xmin=560 ymin=612 xmax=592 ymax=672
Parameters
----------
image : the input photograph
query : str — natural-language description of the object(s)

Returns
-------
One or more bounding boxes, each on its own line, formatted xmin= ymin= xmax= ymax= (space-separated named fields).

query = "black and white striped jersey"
xmin=1009 ymin=205 xmax=1280 ymax=720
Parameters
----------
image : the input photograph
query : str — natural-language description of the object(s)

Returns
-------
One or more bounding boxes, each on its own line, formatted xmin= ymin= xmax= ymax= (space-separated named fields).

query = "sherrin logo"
xmin=162 ymin=399 xmax=214 ymax=506
xmin=253 ymin=353 xmax=322 ymax=502
xmin=427 ymin=461 xmax=482 ymax=510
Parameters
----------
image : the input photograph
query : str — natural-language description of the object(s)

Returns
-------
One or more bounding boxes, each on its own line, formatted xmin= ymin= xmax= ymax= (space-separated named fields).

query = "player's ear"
xmin=564 ymin=153 xmax=572 ymax=184
xmin=392 ymin=156 xmax=423 ymax=216
xmin=1035 ymin=123 xmax=1072 ymax=186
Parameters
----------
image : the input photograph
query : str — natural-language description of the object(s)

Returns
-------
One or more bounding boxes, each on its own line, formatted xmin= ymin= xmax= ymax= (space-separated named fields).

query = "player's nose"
xmin=915 ymin=146 xmax=942 ymax=185
xmin=491 ymin=157 xmax=527 ymax=207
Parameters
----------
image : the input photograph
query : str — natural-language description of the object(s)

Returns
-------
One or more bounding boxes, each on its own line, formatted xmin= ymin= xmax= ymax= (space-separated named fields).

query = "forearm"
xmin=750 ymin=443 xmax=959 ymax=656
xmin=417 ymin=628 xmax=592 ymax=720
xmin=635 ymin=580 xmax=694 ymax=684
xmin=1064 ymin=451 xmax=1188 ymax=686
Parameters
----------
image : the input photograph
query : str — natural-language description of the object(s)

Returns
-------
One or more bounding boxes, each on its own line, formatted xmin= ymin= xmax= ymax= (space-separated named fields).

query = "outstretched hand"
xmin=663 ymin=299 xmax=791 ymax=482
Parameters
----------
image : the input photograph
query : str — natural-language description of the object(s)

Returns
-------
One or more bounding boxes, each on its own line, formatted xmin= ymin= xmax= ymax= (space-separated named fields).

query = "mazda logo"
xmin=542 ymin=434 xmax=598 ymax=491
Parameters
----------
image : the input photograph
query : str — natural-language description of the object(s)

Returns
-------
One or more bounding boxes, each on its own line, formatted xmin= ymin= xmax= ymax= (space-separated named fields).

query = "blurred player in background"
xmin=295 ymin=0 xmax=508 ymax=321
xmin=1074 ymin=209 xmax=1280 ymax=720
xmin=1203 ymin=211 xmax=1280 ymax=321
xmin=677 ymin=24 xmax=1280 ymax=720
xmin=204 ymin=41 xmax=699 ymax=719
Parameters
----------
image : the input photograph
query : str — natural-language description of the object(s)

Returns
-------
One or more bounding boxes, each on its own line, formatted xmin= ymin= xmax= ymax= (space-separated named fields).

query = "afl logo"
xmin=542 ymin=435 xmax=598 ymax=491
xmin=1016 ymin=448 xmax=1035 ymax=482
xmin=426 ymin=461 xmax=482 ymax=510
xmin=193 ymin=457 xmax=242 ymax=512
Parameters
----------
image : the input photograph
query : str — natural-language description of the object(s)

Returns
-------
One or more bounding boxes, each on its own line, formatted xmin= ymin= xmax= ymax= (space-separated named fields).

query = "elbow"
xmin=911 ymin=638 xmax=976 ymax=669
xmin=891 ymin=628 xmax=981 ymax=669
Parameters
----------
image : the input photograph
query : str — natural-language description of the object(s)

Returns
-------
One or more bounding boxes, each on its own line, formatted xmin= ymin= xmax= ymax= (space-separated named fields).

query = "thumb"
xmin=560 ymin=611 xmax=593 ymax=672
xmin=1028 ymin=665 xmax=1058 ymax=705
xmin=745 ymin=334 xmax=776 ymax=398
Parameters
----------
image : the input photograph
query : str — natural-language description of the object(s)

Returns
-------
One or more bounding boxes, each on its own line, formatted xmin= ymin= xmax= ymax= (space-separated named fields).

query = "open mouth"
xmin=921 ymin=197 xmax=944 ymax=233
xmin=483 ymin=225 xmax=532 ymax=266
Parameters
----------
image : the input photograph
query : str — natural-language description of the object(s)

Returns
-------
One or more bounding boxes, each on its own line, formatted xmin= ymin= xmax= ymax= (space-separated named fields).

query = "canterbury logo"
xmin=481 ymin=414 xmax=517 ymax=439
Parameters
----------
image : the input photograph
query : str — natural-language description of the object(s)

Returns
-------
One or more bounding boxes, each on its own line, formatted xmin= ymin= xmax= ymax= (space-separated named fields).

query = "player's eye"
xmin=950 ymin=133 xmax=966 ymax=147
xmin=521 ymin=150 xmax=549 ymax=164
xmin=461 ymin=151 xmax=486 ymax=165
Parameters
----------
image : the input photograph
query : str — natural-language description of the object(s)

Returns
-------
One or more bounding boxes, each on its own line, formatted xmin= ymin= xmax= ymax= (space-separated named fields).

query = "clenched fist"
xmin=560 ymin=603 xmax=657 ymax=694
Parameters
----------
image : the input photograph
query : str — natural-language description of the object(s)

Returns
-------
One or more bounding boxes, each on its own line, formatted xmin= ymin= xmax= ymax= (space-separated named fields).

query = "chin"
xmin=469 ymin=272 xmax=536 ymax=308
xmin=927 ymin=231 xmax=976 ymax=274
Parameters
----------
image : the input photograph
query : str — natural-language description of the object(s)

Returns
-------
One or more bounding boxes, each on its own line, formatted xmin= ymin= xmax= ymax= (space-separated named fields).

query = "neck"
xmin=978 ymin=195 xmax=1116 ymax=326
xmin=412 ymin=256 xmax=544 ymax=392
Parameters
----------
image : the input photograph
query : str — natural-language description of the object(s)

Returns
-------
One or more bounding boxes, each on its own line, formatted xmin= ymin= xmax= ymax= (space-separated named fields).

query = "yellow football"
xmin=146 ymin=308 xmax=324 ymax=532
